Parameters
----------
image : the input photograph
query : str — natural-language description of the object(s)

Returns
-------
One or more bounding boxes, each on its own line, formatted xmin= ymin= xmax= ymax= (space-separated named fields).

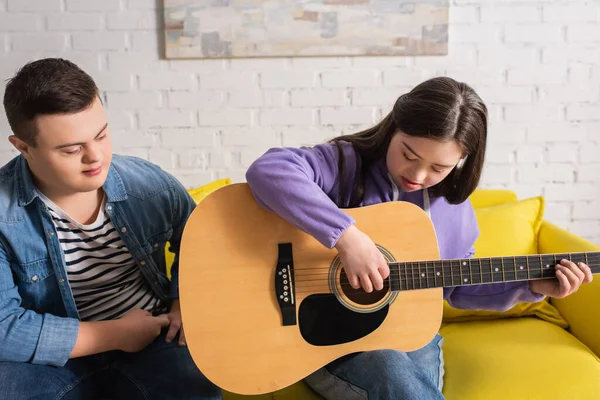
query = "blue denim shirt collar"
xmin=16 ymin=155 xmax=128 ymax=206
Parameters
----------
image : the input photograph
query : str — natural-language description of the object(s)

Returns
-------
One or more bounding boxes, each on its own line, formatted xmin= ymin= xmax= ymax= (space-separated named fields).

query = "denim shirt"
xmin=0 ymin=155 xmax=196 ymax=367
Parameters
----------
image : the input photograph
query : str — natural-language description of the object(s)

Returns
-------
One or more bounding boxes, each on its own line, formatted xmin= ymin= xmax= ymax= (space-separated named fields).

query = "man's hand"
xmin=529 ymin=259 xmax=593 ymax=298
xmin=166 ymin=299 xmax=186 ymax=346
xmin=114 ymin=309 xmax=170 ymax=353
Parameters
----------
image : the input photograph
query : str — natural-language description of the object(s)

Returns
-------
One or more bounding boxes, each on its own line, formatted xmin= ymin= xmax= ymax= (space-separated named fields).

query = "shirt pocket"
xmin=140 ymin=228 xmax=174 ymax=257
xmin=10 ymin=258 xmax=56 ymax=311
xmin=11 ymin=258 xmax=54 ymax=284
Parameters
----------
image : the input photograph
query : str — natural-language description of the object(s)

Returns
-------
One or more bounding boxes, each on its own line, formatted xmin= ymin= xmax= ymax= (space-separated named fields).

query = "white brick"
xmin=0 ymin=53 xmax=34 ymax=78
xmin=479 ymin=47 xmax=538 ymax=67
xmin=208 ymin=151 xmax=233 ymax=169
xmin=569 ymin=221 xmax=600 ymax=237
xmin=481 ymin=165 xmax=513 ymax=184
xmin=11 ymin=34 xmax=66 ymax=51
xmin=573 ymin=202 xmax=600 ymax=219
xmin=260 ymin=109 xmax=315 ymax=125
xmin=507 ymin=66 xmax=567 ymax=85
xmin=569 ymin=64 xmax=593 ymax=86
xmin=168 ymin=91 xmax=226 ymax=109
xmin=106 ymin=110 xmax=135 ymax=130
xmin=353 ymin=56 xmax=410 ymax=68
xmin=106 ymin=92 xmax=160 ymax=109
xmin=261 ymin=72 xmax=316 ymax=89
xmin=578 ymin=165 xmax=600 ymax=182
xmin=93 ymin=72 xmax=133 ymax=91
xmin=546 ymin=144 xmax=578 ymax=163
xmin=117 ymin=148 xmax=148 ymax=160
xmin=131 ymin=31 xmax=159 ymax=52
xmin=321 ymin=71 xmax=379 ymax=88
xmin=66 ymin=0 xmax=121 ymax=11
xmin=539 ymin=85 xmax=598 ymax=103
xmin=546 ymin=165 xmax=576 ymax=182
xmin=477 ymin=86 xmax=533 ymax=104
xmin=0 ymin=14 xmax=41 ymax=31
xmin=580 ymin=144 xmax=600 ymax=163
xmin=510 ymin=184 xmax=545 ymax=200
xmin=8 ymin=0 xmax=60 ymax=12
xmin=240 ymin=149 xmax=269 ymax=169
xmin=413 ymin=44 xmax=477 ymax=67
xmin=127 ymin=0 xmax=158 ymax=9
xmin=516 ymin=145 xmax=544 ymax=164
xmin=139 ymin=110 xmax=194 ymax=128
xmin=321 ymin=108 xmax=375 ymax=125
xmin=230 ymin=58 xmax=289 ymax=71
xmin=73 ymin=33 xmax=127 ymax=51
xmin=481 ymin=6 xmax=539 ymax=23
xmin=0 ymin=151 xmax=18 ymax=166
xmin=160 ymin=129 xmax=216 ymax=148
xmin=221 ymin=128 xmax=279 ymax=147
xmin=444 ymin=68 xmax=505 ymax=87
xmin=0 ymin=0 xmax=5 ymax=11
xmin=544 ymin=4 xmax=599 ymax=23
xmin=108 ymin=52 xmax=167 ymax=72
xmin=293 ymin=57 xmax=350 ymax=70
xmin=47 ymin=13 xmax=102 ymax=31
xmin=567 ymin=104 xmax=600 ymax=121
xmin=352 ymin=88 xmax=407 ymax=107
xmin=504 ymin=25 xmax=563 ymax=44
xmin=149 ymin=148 xmax=175 ymax=168
xmin=199 ymin=110 xmax=253 ymax=127
xmin=228 ymin=90 xmax=263 ymax=108
xmin=486 ymin=145 xmax=515 ymax=164
xmin=542 ymin=46 xmax=600 ymax=65
xmin=281 ymin=126 xmax=338 ymax=147
xmin=107 ymin=11 xmax=158 ymax=30
xmin=449 ymin=24 xmax=499 ymax=43
xmin=567 ymin=24 xmax=600 ymax=43
xmin=111 ymin=130 xmax=156 ymax=148
xmin=139 ymin=73 xmax=194 ymax=90
xmin=383 ymin=69 xmax=439 ymax=86
xmin=200 ymin=72 xmax=256 ymax=89
xmin=449 ymin=6 xmax=479 ymax=24
xmin=546 ymin=183 xmax=599 ymax=201
xmin=545 ymin=202 xmax=572 ymax=221
xmin=517 ymin=166 xmax=547 ymax=183
xmin=505 ymin=104 xmax=564 ymax=123
xmin=263 ymin=91 xmax=287 ymax=108
xmin=526 ymin=122 xmax=589 ymax=143
xmin=291 ymin=90 xmax=347 ymax=107
xmin=177 ymin=150 xmax=207 ymax=169
xmin=487 ymin=123 xmax=527 ymax=145
xmin=169 ymin=59 xmax=226 ymax=73
xmin=57 ymin=52 xmax=102 ymax=73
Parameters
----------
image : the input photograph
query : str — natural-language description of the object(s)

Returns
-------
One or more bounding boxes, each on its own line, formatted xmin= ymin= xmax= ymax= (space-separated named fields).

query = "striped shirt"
xmin=39 ymin=193 xmax=166 ymax=321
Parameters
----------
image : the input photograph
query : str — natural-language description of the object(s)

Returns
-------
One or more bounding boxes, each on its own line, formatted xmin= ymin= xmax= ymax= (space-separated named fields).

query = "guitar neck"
xmin=389 ymin=252 xmax=600 ymax=291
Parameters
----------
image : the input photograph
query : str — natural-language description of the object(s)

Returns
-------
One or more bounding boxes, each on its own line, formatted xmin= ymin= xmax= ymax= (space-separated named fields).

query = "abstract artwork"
xmin=164 ymin=0 xmax=449 ymax=59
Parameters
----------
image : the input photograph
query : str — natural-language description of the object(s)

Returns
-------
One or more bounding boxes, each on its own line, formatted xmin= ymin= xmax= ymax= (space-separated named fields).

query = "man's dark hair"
xmin=3 ymin=58 xmax=99 ymax=146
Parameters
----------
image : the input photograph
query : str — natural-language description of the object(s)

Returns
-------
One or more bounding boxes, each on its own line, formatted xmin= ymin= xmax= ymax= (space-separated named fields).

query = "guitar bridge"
xmin=275 ymin=243 xmax=296 ymax=326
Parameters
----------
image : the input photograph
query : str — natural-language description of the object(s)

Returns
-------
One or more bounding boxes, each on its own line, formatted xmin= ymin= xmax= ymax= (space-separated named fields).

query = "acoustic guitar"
xmin=179 ymin=183 xmax=599 ymax=395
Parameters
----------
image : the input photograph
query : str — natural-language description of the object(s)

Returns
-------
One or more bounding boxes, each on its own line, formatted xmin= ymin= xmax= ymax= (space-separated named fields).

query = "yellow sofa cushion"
xmin=443 ymin=196 xmax=569 ymax=328
xmin=440 ymin=318 xmax=600 ymax=400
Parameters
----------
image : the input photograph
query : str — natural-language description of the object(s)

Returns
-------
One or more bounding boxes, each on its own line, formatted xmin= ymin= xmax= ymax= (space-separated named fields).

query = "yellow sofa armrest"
xmin=538 ymin=220 xmax=600 ymax=356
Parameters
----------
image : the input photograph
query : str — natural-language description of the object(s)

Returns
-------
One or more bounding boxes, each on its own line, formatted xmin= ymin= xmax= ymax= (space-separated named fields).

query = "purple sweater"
xmin=246 ymin=141 xmax=545 ymax=311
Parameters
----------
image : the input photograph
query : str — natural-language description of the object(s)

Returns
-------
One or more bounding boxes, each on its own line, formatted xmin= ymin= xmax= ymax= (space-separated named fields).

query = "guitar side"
xmin=179 ymin=183 xmax=443 ymax=395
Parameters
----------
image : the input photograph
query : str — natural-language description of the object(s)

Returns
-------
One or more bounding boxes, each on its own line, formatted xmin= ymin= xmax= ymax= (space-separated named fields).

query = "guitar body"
xmin=179 ymin=183 xmax=443 ymax=395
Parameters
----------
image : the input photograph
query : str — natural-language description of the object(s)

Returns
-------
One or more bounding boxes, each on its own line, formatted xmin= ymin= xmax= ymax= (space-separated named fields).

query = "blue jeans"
xmin=0 ymin=331 xmax=221 ymax=400
xmin=304 ymin=334 xmax=445 ymax=400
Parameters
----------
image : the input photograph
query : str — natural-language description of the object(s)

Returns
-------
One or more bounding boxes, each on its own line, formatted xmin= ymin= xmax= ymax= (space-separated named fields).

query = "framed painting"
xmin=164 ymin=0 xmax=449 ymax=59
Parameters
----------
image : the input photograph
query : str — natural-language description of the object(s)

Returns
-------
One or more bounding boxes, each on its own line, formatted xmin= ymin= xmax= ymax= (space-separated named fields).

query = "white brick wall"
xmin=0 ymin=0 xmax=599 ymax=244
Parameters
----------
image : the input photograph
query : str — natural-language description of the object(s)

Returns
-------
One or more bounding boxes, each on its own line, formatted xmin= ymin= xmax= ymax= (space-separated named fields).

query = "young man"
xmin=0 ymin=58 xmax=221 ymax=399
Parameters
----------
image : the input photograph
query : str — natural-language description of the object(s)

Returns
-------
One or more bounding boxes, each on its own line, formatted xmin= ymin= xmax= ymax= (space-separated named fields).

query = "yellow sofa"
xmin=182 ymin=183 xmax=600 ymax=400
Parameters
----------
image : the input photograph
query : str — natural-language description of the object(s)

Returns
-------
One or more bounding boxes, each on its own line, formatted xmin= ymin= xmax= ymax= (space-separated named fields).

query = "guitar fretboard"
xmin=388 ymin=252 xmax=600 ymax=291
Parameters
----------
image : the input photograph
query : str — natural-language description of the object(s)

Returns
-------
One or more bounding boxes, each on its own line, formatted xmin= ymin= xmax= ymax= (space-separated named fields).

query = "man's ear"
xmin=8 ymin=135 xmax=33 ymax=158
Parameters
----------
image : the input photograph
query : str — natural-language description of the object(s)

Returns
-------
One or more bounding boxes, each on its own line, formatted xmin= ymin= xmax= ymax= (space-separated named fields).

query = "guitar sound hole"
xmin=298 ymin=294 xmax=388 ymax=346
xmin=340 ymin=269 xmax=389 ymax=305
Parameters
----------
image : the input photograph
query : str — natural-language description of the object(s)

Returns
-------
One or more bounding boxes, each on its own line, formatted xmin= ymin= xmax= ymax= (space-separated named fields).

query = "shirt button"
xmin=59 ymin=279 xmax=65 ymax=283
xmin=48 ymin=232 xmax=54 ymax=237
xmin=153 ymin=243 xmax=159 ymax=249
xmin=140 ymin=261 xmax=146 ymax=266
xmin=31 ymin=275 xmax=38 ymax=281
xmin=107 ymin=205 xmax=112 ymax=211
xmin=121 ymin=227 xmax=127 ymax=233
